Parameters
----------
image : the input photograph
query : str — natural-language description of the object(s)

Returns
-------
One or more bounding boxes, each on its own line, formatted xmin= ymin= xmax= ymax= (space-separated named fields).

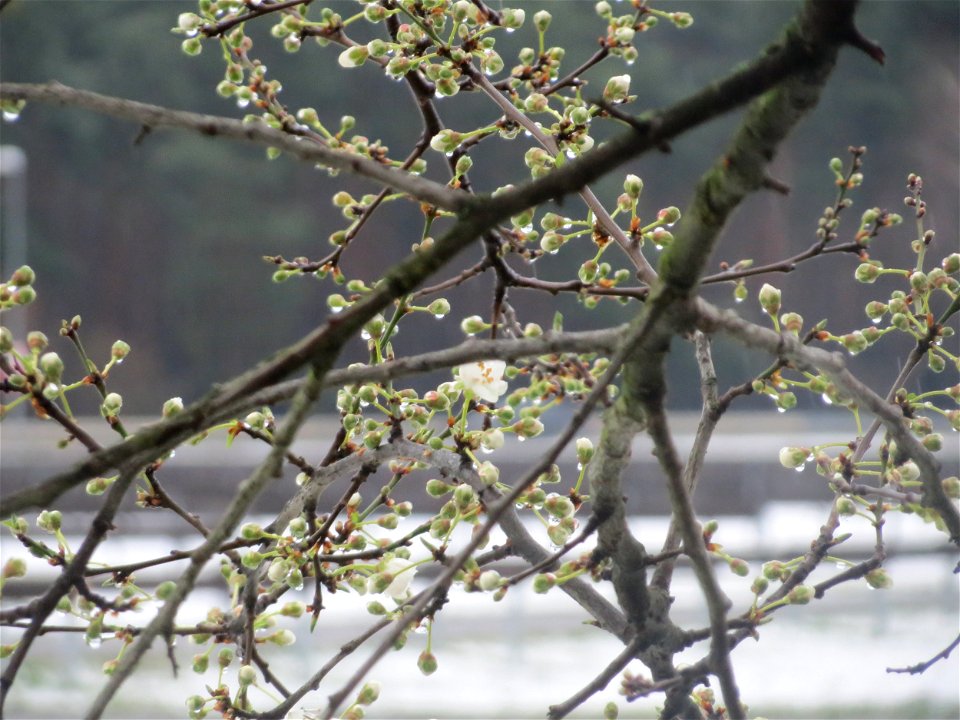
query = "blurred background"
xmin=1 ymin=2 xmax=958 ymax=718
xmin=0 ymin=0 xmax=957 ymax=414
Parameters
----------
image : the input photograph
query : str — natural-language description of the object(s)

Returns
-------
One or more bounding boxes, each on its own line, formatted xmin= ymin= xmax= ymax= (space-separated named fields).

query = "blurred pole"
xmin=1 ymin=145 xmax=28 ymax=341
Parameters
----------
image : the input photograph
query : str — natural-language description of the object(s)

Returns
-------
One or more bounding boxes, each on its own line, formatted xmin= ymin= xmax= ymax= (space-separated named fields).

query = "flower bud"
xmin=478 ymin=570 xmax=501 ymax=591
xmin=533 ymin=9 xmax=551 ymax=32
xmin=942 ymin=253 xmax=960 ymax=274
xmin=787 ymin=585 xmax=813 ymax=604
xmin=835 ymin=497 xmax=857 ymax=516
xmin=865 ymin=568 xmax=892 ymax=589
xmin=544 ymin=493 xmax=575 ymax=519
xmin=454 ymin=482 xmax=476 ymax=510
xmin=37 ymin=509 xmax=62 ymax=533
xmin=669 ymin=11 xmax=693 ymax=27
xmin=501 ymin=8 xmax=525 ymax=30
xmin=728 ymin=558 xmax=749 ymax=576
xmin=513 ymin=417 xmax=545 ymax=439
xmin=750 ymin=576 xmax=768 ymax=595
xmin=762 ymin=561 xmax=786 ymax=581
xmin=110 ymin=340 xmax=131 ymax=361
xmin=481 ymin=428 xmax=505 ymax=451
xmin=758 ymin=283 xmax=781 ymax=316
xmin=181 ymin=37 xmax=202 ymax=56
xmin=855 ymin=263 xmax=880 ymax=283
xmin=575 ymin=437 xmax=594 ymax=464
xmin=10 ymin=265 xmax=34 ymax=286
xmin=155 ymin=580 xmax=177 ymax=600
xmin=0 ymin=326 xmax=12 ymax=353
xmin=780 ymin=312 xmax=803 ymax=334
xmin=657 ymin=206 xmax=681 ymax=225
xmin=418 ymin=650 xmax=438 ymax=676
xmin=841 ymin=331 xmax=868 ymax=355
xmin=3 ymin=557 xmax=26 ymax=579
xmin=778 ymin=446 xmax=810 ymax=469
xmin=238 ymin=664 xmax=257 ymax=687
xmin=357 ymin=681 xmax=381 ymax=706
xmin=532 ymin=573 xmax=556 ymax=593
xmin=27 ymin=331 xmax=48 ymax=352
xmin=102 ymin=392 xmax=123 ymax=416
xmin=477 ymin=461 xmax=499 ymax=485
xmin=426 ymin=479 xmax=451 ymax=497
xmin=941 ymin=476 xmax=960 ymax=498
xmin=460 ymin=315 xmax=487 ymax=335
xmin=604 ymin=702 xmax=619 ymax=720
xmin=39 ymin=352 xmax=64 ymax=383
xmin=602 ymin=74 xmax=631 ymax=103
xmin=338 ymin=45 xmax=369 ymax=68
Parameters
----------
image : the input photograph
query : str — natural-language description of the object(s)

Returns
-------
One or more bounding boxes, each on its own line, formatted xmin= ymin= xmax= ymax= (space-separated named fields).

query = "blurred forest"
xmin=0 ymin=1 xmax=957 ymax=414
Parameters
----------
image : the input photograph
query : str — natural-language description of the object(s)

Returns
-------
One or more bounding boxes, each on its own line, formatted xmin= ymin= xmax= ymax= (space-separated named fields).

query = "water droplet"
xmin=821 ymin=394 xmax=833 ymax=406
xmin=2 ymin=112 xmax=21 ymax=123
xmin=434 ymin=314 xmax=446 ymax=320
xmin=331 ymin=306 xmax=343 ymax=314
xmin=517 ymin=436 xmax=526 ymax=442
xmin=734 ymin=295 xmax=744 ymax=304
xmin=626 ymin=59 xmax=635 ymax=66
xmin=413 ymin=623 xmax=427 ymax=634
xmin=777 ymin=407 xmax=786 ymax=414
xmin=794 ymin=465 xmax=805 ymax=473
xmin=481 ymin=446 xmax=494 ymax=455
xmin=361 ymin=330 xmax=371 ymax=340
xmin=236 ymin=99 xmax=250 ymax=109
xmin=870 ymin=317 xmax=881 ymax=325
xmin=565 ymin=150 xmax=576 ymax=159
xmin=86 ymin=636 xmax=102 ymax=649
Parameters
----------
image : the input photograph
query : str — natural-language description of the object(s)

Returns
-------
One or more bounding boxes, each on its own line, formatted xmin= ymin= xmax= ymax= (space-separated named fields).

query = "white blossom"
xmin=457 ymin=360 xmax=508 ymax=403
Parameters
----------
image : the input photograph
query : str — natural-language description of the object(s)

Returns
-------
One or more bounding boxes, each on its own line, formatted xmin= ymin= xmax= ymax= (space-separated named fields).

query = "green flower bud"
xmin=27 ymin=332 xmax=48 ymax=353
xmin=460 ymin=315 xmax=487 ymax=335
xmin=841 ymin=331 xmax=869 ymax=355
xmin=111 ymin=340 xmax=131 ymax=361
xmin=829 ymin=157 xmax=844 ymax=174
xmin=155 ymin=580 xmax=177 ymax=600
xmin=418 ymin=650 xmax=438 ymax=676
xmin=540 ymin=231 xmax=564 ymax=254
xmin=729 ymin=558 xmax=749 ymax=576
xmin=39 ymin=352 xmax=64 ymax=383
xmin=657 ymin=206 xmax=681 ymax=225
xmin=86 ymin=477 xmax=113 ymax=495
xmin=37 ymin=509 xmax=62 ymax=533
xmin=836 ymin=497 xmax=857 ymax=516
xmin=776 ymin=392 xmax=797 ymax=411
xmin=733 ymin=281 xmax=748 ymax=303
xmin=603 ymin=701 xmax=619 ymax=720
xmin=532 ymin=573 xmax=556 ymax=593
xmin=855 ymin=263 xmax=880 ymax=283
xmin=338 ymin=45 xmax=369 ymax=68
xmin=162 ymin=397 xmax=184 ymax=417
xmin=533 ymin=9 xmax=551 ymax=32
xmin=181 ymin=37 xmax=202 ymax=56
xmin=669 ymin=11 xmax=693 ymax=28
xmin=575 ymin=437 xmax=594 ymax=464
xmin=750 ymin=576 xmax=769 ymax=595
xmin=942 ymin=253 xmax=960 ymax=274
xmin=2 ymin=557 xmax=26 ymax=579
xmin=780 ymin=312 xmax=804 ymax=334
xmin=758 ymin=283 xmax=781 ymax=316
xmin=427 ymin=298 xmax=450 ymax=317
xmin=762 ymin=561 xmax=786 ymax=581
xmin=544 ymin=493 xmax=575 ymax=519
xmin=429 ymin=129 xmax=463 ymax=154
xmin=922 ymin=433 xmax=943 ymax=452
xmin=192 ymin=653 xmax=209 ymax=674
xmin=501 ymin=8 xmax=525 ymax=30
xmin=602 ymin=74 xmax=631 ymax=103
xmin=268 ymin=629 xmax=296 ymax=646
xmin=787 ymin=585 xmax=814 ymax=604
xmin=13 ymin=286 xmax=36 ymax=306
xmin=941 ymin=476 xmax=960 ymax=499
xmin=865 ymin=568 xmax=892 ymax=589
xmin=579 ymin=260 xmax=599 ymax=284
xmin=240 ymin=523 xmax=264 ymax=540
xmin=0 ymin=326 xmax=13 ymax=353
xmin=238 ymin=664 xmax=257 ymax=687
xmin=102 ymin=392 xmax=123 ymax=416
xmin=426 ymin=479 xmax=451 ymax=497
xmin=477 ymin=461 xmax=499 ymax=485
xmin=928 ymin=352 xmax=946 ymax=373
xmin=865 ymin=301 xmax=888 ymax=321
xmin=357 ymin=681 xmax=381 ymax=705
xmin=10 ymin=265 xmax=34 ymax=286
